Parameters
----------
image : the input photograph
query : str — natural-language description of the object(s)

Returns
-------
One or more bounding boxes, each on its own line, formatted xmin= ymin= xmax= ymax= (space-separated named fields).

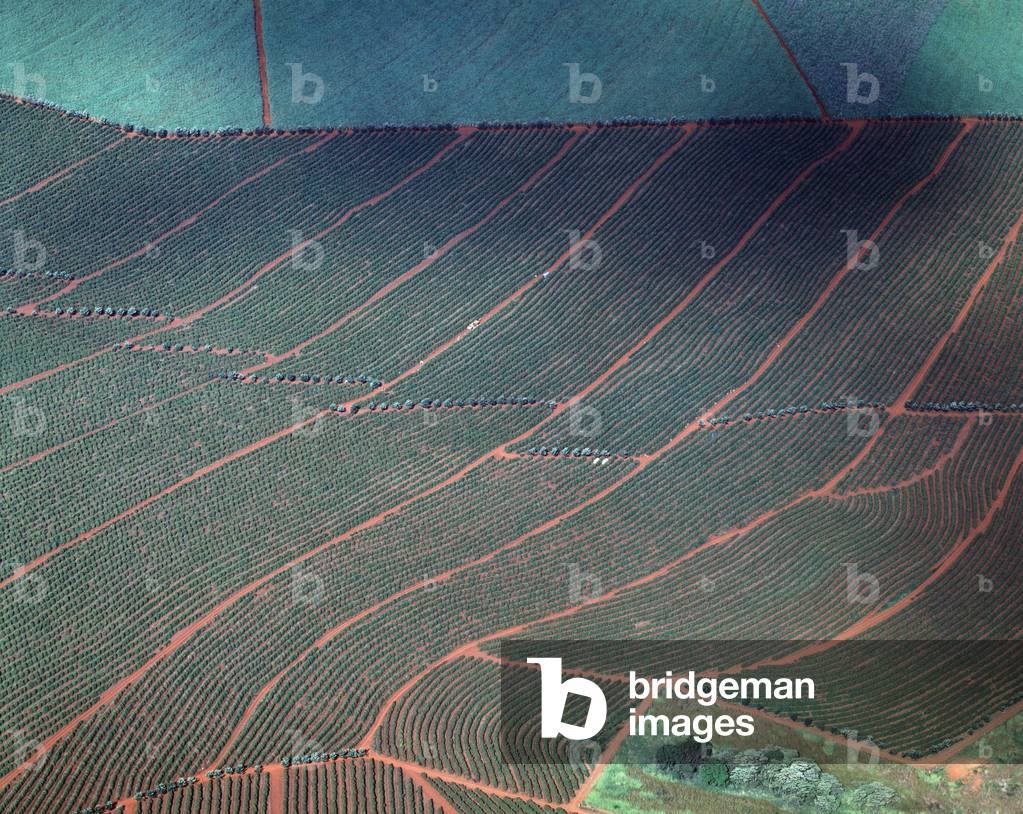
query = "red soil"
xmin=249 ymin=127 xmax=588 ymax=369
xmin=836 ymin=417 xmax=974 ymax=499
xmin=0 ymin=408 xmax=324 ymax=594
xmin=25 ymin=133 xmax=337 ymax=310
xmin=819 ymin=436 xmax=1023 ymax=645
xmin=0 ymin=129 xmax=466 ymax=399
xmin=403 ymin=765 xmax=460 ymax=814
xmin=558 ymin=120 xmax=862 ymax=410
xmin=367 ymin=750 xmax=583 ymax=814
xmin=176 ymin=128 xmax=474 ymax=329
xmin=931 ymin=694 xmax=1023 ymax=763
xmin=0 ymin=135 xmax=128 ymax=208
xmin=379 ymin=124 xmax=697 ymax=396
xmin=266 ymin=762 xmax=284 ymax=814
xmin=252 ymin=0 xmax=272 ymax=128
xmin=750 ymin=0 xmax=830 ymax=120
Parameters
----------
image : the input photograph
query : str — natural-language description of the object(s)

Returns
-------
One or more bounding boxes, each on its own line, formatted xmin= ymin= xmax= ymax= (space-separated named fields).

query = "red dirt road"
xmin=0 ymin=135 xmax=128 ymax=208
xmin=252 ymin=0 xmax=272 ymax=128
xmin=249 ymin=127 xmax=589 ymax=369
xmin=266 ymin=762 xmax=284 ymax=814
xmin=1 ymin=116 xmax=990 ymax=809
xmin=558 ymin=120 xmax=862 ymax=409
xmin=891 ymin=184 xmax=1023 ymax=415
xmin=24 ymin=133 xmax=337 ymax=310
xmin=751 ymin=0 xmax=830 ymax=120
xmin=344 ymin=119 xmax=986 ymax=803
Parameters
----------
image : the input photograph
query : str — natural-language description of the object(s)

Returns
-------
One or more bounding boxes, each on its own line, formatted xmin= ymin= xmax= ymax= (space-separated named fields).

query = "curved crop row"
xmin=527 ymin=119 xmax=962 ymax=451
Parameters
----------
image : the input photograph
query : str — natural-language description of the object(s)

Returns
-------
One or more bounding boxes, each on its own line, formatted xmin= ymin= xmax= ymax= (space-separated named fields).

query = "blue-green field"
xmin=1 ymin=0 xmax=1021 ymax=129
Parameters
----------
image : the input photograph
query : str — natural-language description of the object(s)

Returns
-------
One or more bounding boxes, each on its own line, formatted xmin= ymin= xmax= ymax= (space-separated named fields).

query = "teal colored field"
xmin=893 ymin=0 xmax=1023 ymax=117
xmin=1 ymin=0 xmax=1022 ymax=129
xmin=0 ymin=0 xmax=262 ymax=130
xmin=262 ymin=0 xmax=818 ymax=127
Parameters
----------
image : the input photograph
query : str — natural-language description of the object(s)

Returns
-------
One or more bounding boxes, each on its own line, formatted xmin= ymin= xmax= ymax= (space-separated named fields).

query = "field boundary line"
xmin=410 ymin=769 xmax=463 ymax=814
xmin=374 ymin=123 xmax=697 ymax=393
xmin=252 ymin=0 xmax=272 ymax=127
xmin=750 ymin=0 xmax=830 ymax=120
xmin=0 ymin=127 xmax=696 ymax=792
xmin=0 ymin=129 xmax=580 ymax=476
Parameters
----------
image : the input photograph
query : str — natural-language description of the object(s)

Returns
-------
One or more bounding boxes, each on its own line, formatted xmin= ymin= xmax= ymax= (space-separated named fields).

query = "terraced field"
xmin=2 ymin=94 xmax=1023 ymax=814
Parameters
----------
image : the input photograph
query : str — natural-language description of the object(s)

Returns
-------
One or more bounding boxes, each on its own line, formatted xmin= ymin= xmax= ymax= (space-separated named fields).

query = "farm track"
xmin=5 ymin=116 xmax=1019 ymax=813
xmin=251 ymin=0 xmax=272 ymax=127
xmin=17 ymin=115 xmax=980 ymax=811
xmin=750 ymin=0 xmax=830 ymax=120
xmin=0 ymin=126 xmax=702 ymax=796
xmin=344 ymin=119 xmax=1001 ymax=801
xmin=0 ymin=135 xmax=128 ymax=208
xmin=176 ymin=127 xmax=475 ymax=329
xmin=20 ymin=133 xmax=338 ymax=311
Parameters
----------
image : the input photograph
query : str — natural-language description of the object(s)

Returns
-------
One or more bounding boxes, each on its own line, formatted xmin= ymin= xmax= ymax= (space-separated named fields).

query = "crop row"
xmin=285 ymin=759 xmax=440 ymax=814
xmin=428 ymin=779 xmax=573 ymax=814
xmin=0 ymin=98 xmax=121 ymax=202
xmin=383 ymin=122 xmax=849 ymax=406
xmin=0 ymin=314 xmax=139 ymax=388
xmin=524 ymin=120 xmax=962 ymax=451
xmin=175 ymin=127 xmax=576 ymax=355
xmin=46 ymin=129 xmax=460 ymax=318
xmin=375 ymin=656 xmax=627 ymax=803
xmin=832 ymin=414 xmax=967 ymax=494
xmin=136 ymin=771 xmax=267 ymax=814
xmin=263 ymin=125 xmax=682 ymax=380
xmin=519 ymin=416 xmax=1023 ymax=647
xmin=0 ymin=344 xmax=264 ymax=470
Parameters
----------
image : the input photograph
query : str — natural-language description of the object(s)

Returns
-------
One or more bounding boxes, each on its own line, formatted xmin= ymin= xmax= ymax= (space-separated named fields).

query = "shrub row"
xmin=332 ymin=396 xmax=554 ymax=414
xmin=1 ymin=268 xmax=73 ymax=281
xmin=282 ymin=747 xmax=367 ymax=767
xmin=907 ymin=399 xmax=1023 ymax=413
xmin=127 ymin=774 xmax=198 ymax=803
